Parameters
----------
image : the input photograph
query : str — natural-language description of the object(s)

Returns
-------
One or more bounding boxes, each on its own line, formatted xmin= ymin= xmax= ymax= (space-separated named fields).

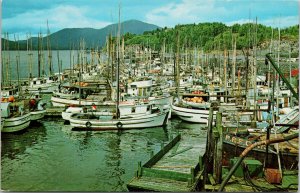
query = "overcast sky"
xmin=2 ymin=0 xmax=299 ymax=40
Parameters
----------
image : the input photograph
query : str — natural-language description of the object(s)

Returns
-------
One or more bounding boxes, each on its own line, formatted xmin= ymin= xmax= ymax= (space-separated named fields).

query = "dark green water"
xmin=1 ymin=117 xmax=205 ymax=191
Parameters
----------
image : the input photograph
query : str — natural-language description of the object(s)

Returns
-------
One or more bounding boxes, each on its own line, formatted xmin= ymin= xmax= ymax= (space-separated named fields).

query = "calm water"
xmin=1 ymin=50 xmax=106 ymax=81
xmin=1 ymin=117 xmax=206 ymax=191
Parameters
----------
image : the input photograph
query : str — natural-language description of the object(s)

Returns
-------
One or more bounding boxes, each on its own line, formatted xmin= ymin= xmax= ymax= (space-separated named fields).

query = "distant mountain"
xmin=3 ymin=20 xmax=161 ymax=50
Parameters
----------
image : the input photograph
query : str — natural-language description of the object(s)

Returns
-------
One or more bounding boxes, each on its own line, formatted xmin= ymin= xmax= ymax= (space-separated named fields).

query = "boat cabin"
xmin=1 ymin=102 xmax=11 ymax=118
xmin=1 ymin=86 xmax=19 ymax=97
xmin=119 ymin=103 xmax=153 ymax=118
xmin=30 ymin=78 xmax=47 ymax=86
xmin=127 ymin=79 xmax=152 ymax=97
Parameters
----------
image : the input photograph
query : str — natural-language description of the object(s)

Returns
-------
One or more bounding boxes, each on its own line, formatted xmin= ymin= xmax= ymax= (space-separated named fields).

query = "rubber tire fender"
xmin=116 ymin=121 xmax=123 ymax=129
xmin=86 ymin=121 xmax=92 ymax=128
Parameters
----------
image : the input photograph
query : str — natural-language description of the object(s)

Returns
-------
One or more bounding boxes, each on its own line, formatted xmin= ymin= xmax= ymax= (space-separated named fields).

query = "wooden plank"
xmin=168 ymin=146 xmax=193 ymax=157
xmin=142 ymin=167 xmax=192 ymax=182
xmin=143 ymin=134 xmax=181 ymax=167
xmin=127 ymin=176 xmax=190 ymax=192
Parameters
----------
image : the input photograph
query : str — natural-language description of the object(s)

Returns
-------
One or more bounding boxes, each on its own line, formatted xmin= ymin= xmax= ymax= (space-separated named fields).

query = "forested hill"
xmin=124 ymin=22 xmax=299 ymax=52
xmin=2 ymin=21 xmax=298 ymax=52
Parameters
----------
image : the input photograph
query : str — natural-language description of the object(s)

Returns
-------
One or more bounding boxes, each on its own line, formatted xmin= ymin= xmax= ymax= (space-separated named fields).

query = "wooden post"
xmin=137 ymin=161 xmax=142 ymax=177
xmin=214 ymin=112 xmax=223 ymax=184
xmin=199 ymin=155 xmax=203 ymax=171
xmin=203 ymin=105 xmax=215 ymax=185
xmin=191 ymin=167 xmax=195 ymax=183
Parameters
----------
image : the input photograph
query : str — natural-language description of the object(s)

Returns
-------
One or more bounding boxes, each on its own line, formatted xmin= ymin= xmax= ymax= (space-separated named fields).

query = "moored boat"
xmin=69 ymin=103 xmax=169 ymax=130
xmin=171 ymin=103 xmax=210 ymax=124
xmin=1 ymin=102 xmax=31 ymax=133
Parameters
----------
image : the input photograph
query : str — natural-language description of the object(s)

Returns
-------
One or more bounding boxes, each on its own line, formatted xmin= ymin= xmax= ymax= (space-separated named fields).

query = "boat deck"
xmin=127 ymin=128 xmax=207 ymax=191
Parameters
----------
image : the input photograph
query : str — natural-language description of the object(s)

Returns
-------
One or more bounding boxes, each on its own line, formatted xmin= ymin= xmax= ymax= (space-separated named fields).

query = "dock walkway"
xmin=127 ymin=128 xmax=207 ymax=191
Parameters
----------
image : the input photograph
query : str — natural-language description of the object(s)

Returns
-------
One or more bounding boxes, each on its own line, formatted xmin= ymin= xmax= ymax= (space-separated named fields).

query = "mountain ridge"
xmin=2 ymin=19 xmax=161 ymax=50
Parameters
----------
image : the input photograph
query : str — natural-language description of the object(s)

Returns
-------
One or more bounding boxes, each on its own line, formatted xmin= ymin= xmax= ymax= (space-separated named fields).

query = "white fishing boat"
xmin=171 ymin=89 xmax=212 ymax=125
xmin=171 ymin=103 xmax=210 ymax=124
xmin=69 ymin=103 xmax=169 ymax=130
xmin=51 ymin=81 xmax=109 ymax=107
xmin=1 ymin=102 xmax=31 ymax=133
xmin=22 ymin=77 xmax=59 ymax=93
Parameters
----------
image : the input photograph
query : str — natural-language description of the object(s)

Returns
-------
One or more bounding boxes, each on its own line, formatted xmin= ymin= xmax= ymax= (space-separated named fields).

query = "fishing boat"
xmin=172 ymin=91 xmax=212 ymax=124
xmin=172 ymin=103 xmax=210 ymax=124
xmin=22 ymin=76 xmax=60 ymax=94
xmin=51 ymin=80 xmax=110 ymax=107
xmin=1 ymin=102 xmax=31 ymax=133
xmin=223 ymin=129 xmax=298 ymax=169
xmin=69 ymin=102 xmax=169 ymax=130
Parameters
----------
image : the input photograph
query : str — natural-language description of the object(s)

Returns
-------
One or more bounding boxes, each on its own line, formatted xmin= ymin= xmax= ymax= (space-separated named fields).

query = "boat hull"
xmin=51 ymin=96 xmax=106 ymax=107
xmin=69 ymin=111 xmax=169 ymax=130
xmin=171 ymin=104 xmax=209 ymax=124
xmin=2 ymin=113 xmax=31 ymax=133
xmin=30 ymin=110 xmax=46 ymax=121
xmin=223 ymin=133 xmax=298 ymax=169
xmin=23 ymin=83 xmax=58 ymax=94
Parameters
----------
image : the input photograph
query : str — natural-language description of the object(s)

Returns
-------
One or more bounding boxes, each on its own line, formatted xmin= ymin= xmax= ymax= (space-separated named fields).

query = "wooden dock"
xmin=45 ymin=106 xmax=65 ymax=117
xmin=127 ymin=129 xmax=207 ymax=192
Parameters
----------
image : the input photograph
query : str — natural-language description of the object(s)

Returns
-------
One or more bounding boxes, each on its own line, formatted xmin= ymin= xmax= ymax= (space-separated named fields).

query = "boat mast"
xmin=224 ymin=49 xmax=227 ymax=101
xmin=231 ymin=35 xmax=236 ymax=95
xmin=116 ymin=4 xmax=121 ymax=119
xmin=47 ymin=20 xmax=53 ymax=76
xmin=253 ymin=17 xmax=258 ymax=120
xmin=38 ymin=32 xmax=41 ymax=78
xmin=288 ymin=44 xmax=293 ymax=107
xmin=276 ymin=20 xmax=281 ymax=117
xmin=14 ymin=34 xmax=21 ymax=94
xmin=175 ymin=30 xmax=180 ymax=98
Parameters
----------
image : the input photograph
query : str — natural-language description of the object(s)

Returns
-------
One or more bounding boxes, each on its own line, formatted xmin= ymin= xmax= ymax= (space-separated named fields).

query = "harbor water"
xmin=1 ymin=117 xmax=206 ymax=191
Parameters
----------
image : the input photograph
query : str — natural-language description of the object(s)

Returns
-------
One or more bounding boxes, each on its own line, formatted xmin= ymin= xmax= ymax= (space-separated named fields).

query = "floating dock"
xmin=127 ymin=129 xmax=207 ymax=192
xmin=45 ymin=106 xmax=65 ymax=116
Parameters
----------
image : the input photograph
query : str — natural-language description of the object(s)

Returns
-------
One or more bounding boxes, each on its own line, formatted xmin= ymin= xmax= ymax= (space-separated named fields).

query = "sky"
xmin=1 ymin=0 xmax=299 ymax=40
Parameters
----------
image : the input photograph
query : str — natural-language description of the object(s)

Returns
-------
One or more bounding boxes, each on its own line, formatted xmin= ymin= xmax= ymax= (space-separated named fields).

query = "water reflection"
xmin=1 ymin=118 xmax=188 ymax=191
xmin=78 ymin=131 xmax=93 ymax=151
xmin=103 ymin=132 xmax=126 ymax=191
xmin=177 ymin=121 xmax=204 ymax=130
xmin=1 ymin=122 xmax=47 ymax=159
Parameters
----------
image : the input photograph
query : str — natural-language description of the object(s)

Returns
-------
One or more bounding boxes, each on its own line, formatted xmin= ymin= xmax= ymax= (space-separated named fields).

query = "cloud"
xmin=145 ymin=0 xmax=227 ymax=27
xmin=2 ymin=5 xmax=112 ymax=39
xmin=226 ymin=16 xmax=299 ymax=28
xmin=259 ymin=16 xmax=299 ymax=28
xmin=145 ymin=0 xmax=299 ymax=28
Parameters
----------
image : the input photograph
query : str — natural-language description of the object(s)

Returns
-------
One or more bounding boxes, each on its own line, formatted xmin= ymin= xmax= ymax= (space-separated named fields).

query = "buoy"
xmin=8 ymin=96 xmax=15 ymax=102
xmin=29 ymin=99 xmax=36 ymax=108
